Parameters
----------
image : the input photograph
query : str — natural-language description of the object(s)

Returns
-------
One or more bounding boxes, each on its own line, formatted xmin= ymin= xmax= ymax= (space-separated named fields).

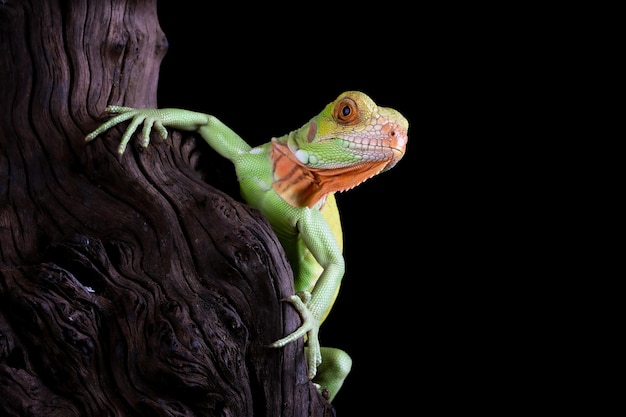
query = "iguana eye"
xmin=334 ymin=98 xmax=359 ymax=125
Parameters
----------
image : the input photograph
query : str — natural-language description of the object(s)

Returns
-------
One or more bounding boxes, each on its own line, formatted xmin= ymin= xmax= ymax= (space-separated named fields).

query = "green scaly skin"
xmin=85 ymin=91 xmax=409 ymax=402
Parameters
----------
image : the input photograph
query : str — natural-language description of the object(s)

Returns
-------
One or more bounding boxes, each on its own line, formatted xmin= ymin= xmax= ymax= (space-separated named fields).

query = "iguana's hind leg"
xmin=307 ymin=346 xmax=352 ymax=402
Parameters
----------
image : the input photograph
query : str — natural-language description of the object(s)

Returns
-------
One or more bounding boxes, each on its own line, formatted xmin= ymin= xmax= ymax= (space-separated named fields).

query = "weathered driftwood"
xmin=0 ymin=1 xmax=333 ymax=415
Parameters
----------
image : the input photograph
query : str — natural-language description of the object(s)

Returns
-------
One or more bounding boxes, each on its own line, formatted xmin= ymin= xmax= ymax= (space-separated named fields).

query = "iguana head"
xmin=272 ymin=91 xmax=409 ymax=208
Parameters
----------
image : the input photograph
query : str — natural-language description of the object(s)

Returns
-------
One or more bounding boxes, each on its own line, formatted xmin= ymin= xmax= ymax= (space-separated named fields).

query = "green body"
xmin=86 ymin=91 xmax=409 ymax=402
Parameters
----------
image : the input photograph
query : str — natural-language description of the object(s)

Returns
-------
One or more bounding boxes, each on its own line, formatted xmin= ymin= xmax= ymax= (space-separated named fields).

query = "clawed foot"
xmin=270 ymin=291 xmax=322 ymax=379
xmin=313 ymin=383 xmax=331 ymax=401
xmin=85 ymin=106 xmax=170 ymax=155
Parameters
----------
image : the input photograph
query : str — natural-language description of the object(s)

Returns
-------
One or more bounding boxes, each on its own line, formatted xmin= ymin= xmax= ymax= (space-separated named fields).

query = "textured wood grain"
xmin=0 ymin=1 xmax=334 ymax=415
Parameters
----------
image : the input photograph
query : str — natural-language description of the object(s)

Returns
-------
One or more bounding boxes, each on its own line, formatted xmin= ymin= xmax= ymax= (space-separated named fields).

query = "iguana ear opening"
xmin=306 ymin=121 xmax=318 ymax=143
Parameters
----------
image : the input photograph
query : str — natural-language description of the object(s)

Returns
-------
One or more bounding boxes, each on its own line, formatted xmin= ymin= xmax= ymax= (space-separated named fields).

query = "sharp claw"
xmin=141 ymin=118 xmax=155 ymax=148
xmin=155 ymin=120 xmax=168 ymax=140
xmin=117 ymin=142 xmax=128 ymax=155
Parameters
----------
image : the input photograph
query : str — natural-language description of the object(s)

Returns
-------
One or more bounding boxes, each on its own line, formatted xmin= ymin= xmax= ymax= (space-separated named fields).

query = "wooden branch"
xmin=0 ymin=1 xmax=334 ymax=415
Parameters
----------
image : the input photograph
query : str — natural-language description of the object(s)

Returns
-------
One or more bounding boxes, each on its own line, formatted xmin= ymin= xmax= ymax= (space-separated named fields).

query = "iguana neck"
xmin=270 ymin=138 xmax=389 ymax=208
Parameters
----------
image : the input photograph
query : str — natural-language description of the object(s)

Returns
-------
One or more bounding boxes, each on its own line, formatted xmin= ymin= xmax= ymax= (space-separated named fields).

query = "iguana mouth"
xmin=299 ymin=120 xmax=407 ymax=167
xmin=339 ymin=121 xmax=407 ymax=169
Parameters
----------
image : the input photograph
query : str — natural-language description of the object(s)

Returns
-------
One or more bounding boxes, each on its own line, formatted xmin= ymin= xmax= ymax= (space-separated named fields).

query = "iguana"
xmin=85 ymin=91 xmax=409 ymax=402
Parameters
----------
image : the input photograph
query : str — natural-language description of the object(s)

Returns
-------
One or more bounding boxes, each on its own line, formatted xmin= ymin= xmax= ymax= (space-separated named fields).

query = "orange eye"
xmin=334 ymin=98 xmax=359 ymax=125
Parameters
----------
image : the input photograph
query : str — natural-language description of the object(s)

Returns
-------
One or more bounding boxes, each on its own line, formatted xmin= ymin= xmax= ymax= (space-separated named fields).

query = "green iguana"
xmin=85 ymin=91 xmax=409 ymax=402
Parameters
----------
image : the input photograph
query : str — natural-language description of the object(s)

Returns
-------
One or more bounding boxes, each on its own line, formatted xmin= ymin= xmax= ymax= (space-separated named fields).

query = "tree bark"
xmin=0 ymin=1 xmax=334 ymax=416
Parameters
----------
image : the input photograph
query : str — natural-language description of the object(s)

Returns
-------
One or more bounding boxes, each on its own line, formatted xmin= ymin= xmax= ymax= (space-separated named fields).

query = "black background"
xmin=154 ymin=3 xmax=517 ymax=415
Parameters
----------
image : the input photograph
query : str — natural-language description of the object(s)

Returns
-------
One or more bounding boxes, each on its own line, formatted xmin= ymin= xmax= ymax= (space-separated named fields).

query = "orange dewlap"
xmin=271 ymin=139 xmax=393 ymax=208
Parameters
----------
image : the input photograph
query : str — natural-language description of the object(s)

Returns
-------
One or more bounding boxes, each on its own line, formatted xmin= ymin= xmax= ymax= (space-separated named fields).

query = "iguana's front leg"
xmin=270 ymin=290 xmax=323 ymax=379
xmin=85 ymin=106 xmax=251 ymax=158
xmin=268 ymin=205 xmax=345 ymax=381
